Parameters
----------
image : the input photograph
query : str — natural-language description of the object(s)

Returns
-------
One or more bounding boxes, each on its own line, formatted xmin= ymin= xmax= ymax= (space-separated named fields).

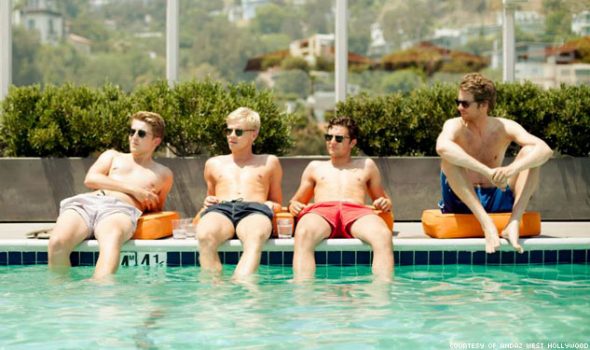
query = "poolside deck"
xmin=1 ymin=221 xmax=589 ymax=266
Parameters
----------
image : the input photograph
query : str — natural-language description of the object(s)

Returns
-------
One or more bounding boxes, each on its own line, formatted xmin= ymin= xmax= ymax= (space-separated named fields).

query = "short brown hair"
xmin=130 ymin=111 xmax=165 ymax=139
xmin=459 ymin=73 xmax=496 ymax=112
xmin=328 ymin=116 xmax=359 ymax=140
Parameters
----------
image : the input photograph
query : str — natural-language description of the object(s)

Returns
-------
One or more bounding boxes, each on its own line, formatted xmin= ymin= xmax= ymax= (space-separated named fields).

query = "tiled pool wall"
xmin=1 ymin=248 xmax=588 ymax=267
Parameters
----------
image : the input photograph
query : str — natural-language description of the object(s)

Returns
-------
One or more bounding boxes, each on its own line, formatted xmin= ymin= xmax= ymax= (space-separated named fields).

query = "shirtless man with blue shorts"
xmin=436 ymin=73 xmax=552 ymax=254
xmin=48 ymin=111 xmax=173 ymax=279
xmin=196 ymin=107 xmax=283 ymax=278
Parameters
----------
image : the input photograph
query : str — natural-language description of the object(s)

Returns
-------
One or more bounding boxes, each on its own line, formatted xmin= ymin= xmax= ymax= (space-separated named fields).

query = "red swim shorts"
xmin=297 ymin=201 xmax=374 ymax=238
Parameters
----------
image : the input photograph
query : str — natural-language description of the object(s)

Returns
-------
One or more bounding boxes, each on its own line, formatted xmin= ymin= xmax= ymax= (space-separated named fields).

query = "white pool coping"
xmin=2 ymin=236 xmax=590 ymax=253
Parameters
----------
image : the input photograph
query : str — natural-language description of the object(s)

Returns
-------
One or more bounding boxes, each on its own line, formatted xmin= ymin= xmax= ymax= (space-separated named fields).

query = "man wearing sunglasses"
xmin=436 ymin=73 xmax=552 ymax=254
xmin=288 ymin=116 xmax=393 ymax=281
xmin=196 ymin=107 xmax=283 ymax=278
xmin=48 ymin=111 xmax=173 ymax=279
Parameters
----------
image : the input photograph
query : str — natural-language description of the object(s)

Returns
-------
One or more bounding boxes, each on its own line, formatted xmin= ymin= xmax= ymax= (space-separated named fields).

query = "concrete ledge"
xmin=2 ymin=237 xmax=590 ymax=253
xmin=1 ymin=157 xmax=589 ymax=222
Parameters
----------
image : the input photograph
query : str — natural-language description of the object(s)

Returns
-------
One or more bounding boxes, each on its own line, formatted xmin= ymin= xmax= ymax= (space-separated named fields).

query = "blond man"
xmin=197 ymin=107 xmax=283 ymax=278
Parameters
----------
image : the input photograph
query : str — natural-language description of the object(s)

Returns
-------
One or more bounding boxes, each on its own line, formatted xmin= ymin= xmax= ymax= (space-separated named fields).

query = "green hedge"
xmin=337 ymin=82 xmax=590 ymax=157
xmin=1 ymin=80 xmax=588 ymax=157
xmin=0 ymin=80 xmax=292 ymax=157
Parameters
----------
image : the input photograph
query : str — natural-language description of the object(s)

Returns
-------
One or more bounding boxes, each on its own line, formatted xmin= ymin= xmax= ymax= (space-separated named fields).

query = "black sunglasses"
xmin=225 ymin=128 xmax=254 ymax=137
xmin=129 ymin=128 xmax=149 ymax=138
xmin=455 ymin=99 xmax=476 ymax=108
xmin=324 ymin=134 xmax=349 ymax=143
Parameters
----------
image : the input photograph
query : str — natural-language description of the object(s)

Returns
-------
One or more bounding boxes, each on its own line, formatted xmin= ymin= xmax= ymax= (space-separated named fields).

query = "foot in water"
xmin=501 ymin=220 xmax=524 ymax=254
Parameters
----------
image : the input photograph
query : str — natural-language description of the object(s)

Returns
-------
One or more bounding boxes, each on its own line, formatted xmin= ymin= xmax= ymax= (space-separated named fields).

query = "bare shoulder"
xmin=205 ymin=155 xmax=227 ymax=168
xmin=494 ymin=117 xmax=528 ymax=135
xmin=307 ymin=159 xmax=325 ymax=170
xmin=443 ymin=117 xmax=463 ymax=130
xmin=362 ymin=157 xmax=377 ymax=167
xmin=302 ymin=160 xmax=323 ymax=176
xmin=100 ymin=149 xmax=122 ymax=159
xmin=259 ymin=154 xmax=280 ymax=165
xmin=495 ymin=117 xmax=521 ymax=129
xmin=361 ymin=157 xmax=380 ymax=173
xmin=153 ymin=160 xmax=173 ymax=179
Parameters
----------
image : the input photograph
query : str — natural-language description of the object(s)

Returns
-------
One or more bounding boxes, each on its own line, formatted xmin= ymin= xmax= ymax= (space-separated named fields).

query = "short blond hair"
xmin=226 ymin=107 xmax=261 ymax=131
xmin=130 ymin=111 xmax=165 ymax=139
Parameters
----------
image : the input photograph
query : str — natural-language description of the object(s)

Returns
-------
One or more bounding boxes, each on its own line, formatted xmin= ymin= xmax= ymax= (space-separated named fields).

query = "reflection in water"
xmin=0 ymin=264 xmax=588 ymax=348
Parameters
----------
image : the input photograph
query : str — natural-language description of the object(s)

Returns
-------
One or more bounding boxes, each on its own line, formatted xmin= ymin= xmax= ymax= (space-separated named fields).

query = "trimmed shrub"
xmin=131 ymin=80 xmax=292 ymax=156
xmin=337 ymin=82 xmax=590 ymax=157
xmin=1 ymin=80 xmax=588 ymax=157
xmin=1 ymin=83 xmax=131 ymax=157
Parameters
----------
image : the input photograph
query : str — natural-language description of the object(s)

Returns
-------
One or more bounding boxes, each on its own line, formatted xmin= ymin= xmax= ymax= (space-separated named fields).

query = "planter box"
xmin=0 ymin=157 xmax=588 ymax=222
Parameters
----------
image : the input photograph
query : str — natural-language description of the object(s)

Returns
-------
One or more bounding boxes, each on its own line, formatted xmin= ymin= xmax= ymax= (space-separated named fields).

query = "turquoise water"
xmin=1 ymin=264 xmax=589 ymax=349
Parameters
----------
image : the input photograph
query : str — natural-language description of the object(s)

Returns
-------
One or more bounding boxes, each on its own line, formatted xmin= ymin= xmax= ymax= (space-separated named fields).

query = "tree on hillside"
xmin=12 ymin=27 xmax=43 ymax=86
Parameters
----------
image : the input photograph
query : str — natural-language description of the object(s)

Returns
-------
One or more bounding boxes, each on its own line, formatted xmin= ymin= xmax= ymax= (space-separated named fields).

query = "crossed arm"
xmin=436 ymin=118 xmax=552 ymax=188
xmin=83 ymin=150 xmax=172 ymax=211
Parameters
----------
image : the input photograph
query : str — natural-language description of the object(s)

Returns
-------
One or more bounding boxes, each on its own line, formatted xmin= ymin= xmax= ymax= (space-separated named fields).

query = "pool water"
xmin=1 ymin=264 xmax=589 ymax=349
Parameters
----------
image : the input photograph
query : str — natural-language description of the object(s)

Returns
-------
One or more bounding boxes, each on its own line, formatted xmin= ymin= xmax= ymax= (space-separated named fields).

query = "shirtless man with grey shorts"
xmin=48 ymin=111 xmax=173 ymax=279
xmin=196 ymin=107 xmax=283 ymax=279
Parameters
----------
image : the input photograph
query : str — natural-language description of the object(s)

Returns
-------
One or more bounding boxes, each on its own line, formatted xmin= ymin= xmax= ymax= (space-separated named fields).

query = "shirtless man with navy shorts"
xmin=196 ymin=107 xmax=283 ymax=278
xmin=289 ymin=116 xmax=393 ymax=281
xmin=48 ymin=111 xmax=173 ymax=279
xmin=436 ymin=73 xmax=552 ymax=254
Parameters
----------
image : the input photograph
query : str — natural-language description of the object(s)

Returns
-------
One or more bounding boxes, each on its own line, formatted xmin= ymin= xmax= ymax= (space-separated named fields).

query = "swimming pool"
xmin=1 ymin=264 xmax=588 ymax=349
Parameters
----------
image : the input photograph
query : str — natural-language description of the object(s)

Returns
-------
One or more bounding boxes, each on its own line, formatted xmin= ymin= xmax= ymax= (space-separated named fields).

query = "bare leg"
xmin=441 ymin=160 xmax=500 ymax=253
xmin=196 ymin=212 xmax=234 ymax=273
xmin=292 ymin=213 xmax=331 ymax=282
xmin=48 ymin=210 xmax=90 ymax=274
xmin=233 ymin=214 xmax=272 ymax=279
xmin=502 ymin=146 xmax=541 ymax=253
xmin=93 ymin=213 xmax=134 ymax=280
xmin=350 ymin=214 xmax=393 ymax=281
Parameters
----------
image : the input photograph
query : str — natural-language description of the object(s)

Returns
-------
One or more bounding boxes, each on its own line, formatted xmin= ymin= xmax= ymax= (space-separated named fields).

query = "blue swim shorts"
xmin=438 ymin=172 xmax=514 ymax=214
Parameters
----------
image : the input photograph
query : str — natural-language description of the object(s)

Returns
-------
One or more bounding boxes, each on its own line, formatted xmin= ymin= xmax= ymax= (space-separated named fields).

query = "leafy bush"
xmin=1 ymin=83 xmax=131 ymax=157
xmin=337 ymin=82 xmax=590 ymax=157
xmin=1 ymin=80 xmax=292 ymax=157
xmin=1 ymin=80 xmax=588 ymax=157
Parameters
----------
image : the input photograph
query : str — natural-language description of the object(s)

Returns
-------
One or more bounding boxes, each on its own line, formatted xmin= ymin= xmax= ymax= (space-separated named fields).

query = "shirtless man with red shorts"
xmin=289 ymin=116 xmax=393 ymax=281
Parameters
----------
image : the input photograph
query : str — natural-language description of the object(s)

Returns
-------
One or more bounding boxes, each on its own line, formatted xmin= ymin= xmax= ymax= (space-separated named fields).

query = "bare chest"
xmin=215 ymin=164 xmax=270 ymax=185
xmin=457 ymin=129 xmax=509 ymax=166
xmin=109 ymin=159 xmax=160 ymax=188
xmin=316 ymin=166 xmax=368 ymax=187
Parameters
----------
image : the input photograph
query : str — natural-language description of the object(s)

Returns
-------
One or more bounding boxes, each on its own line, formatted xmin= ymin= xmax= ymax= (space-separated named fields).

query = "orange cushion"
xmin=421 ymin=209 xmax=541 ymax=239
xmin=132 ymin=211 xmax=180 ymax=240
xmin=372 ymin=207 xmax=394 ymax=232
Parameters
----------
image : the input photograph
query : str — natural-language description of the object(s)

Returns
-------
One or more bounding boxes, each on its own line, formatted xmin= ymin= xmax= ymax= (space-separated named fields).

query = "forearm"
xmin=84 ymin=174 xmax=136 ymax=196
xmin=437 ymin=141 xmax=491 ymax=176
xmin=510 ymin=144 xmax=553 ymax=172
